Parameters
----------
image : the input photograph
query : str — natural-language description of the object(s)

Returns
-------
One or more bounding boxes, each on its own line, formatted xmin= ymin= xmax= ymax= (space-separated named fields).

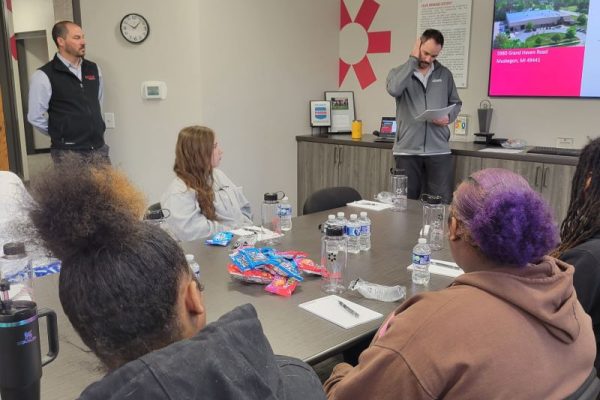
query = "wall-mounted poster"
xmin=417 ymin=0 xmax=473 ymax=88
xmin=325 ymin=91 xmax=355 ymax=133
xmin=310 ymin=101 xmax=332 ymax=127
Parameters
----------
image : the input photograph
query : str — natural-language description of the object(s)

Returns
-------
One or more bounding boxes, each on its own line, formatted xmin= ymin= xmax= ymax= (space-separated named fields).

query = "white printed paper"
xmin=347 ymin=200 xmax=393 ymax=211
xmin=414 ymin=104 xmax=456 ymax=122
xmin=299 ymin=295 xmax=383 ymax=329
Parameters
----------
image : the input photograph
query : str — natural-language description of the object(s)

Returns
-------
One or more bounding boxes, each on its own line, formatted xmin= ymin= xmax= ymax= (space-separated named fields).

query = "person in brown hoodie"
xmin=324 ymin=168 xmax=596 ymax=399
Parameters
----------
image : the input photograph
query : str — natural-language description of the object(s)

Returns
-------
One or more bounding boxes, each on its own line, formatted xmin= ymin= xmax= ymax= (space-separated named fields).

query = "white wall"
xmin=12 ymin=0 xmax=56 ymax=59
xmin=339 ymin=0 xmax=600 ymax=148
xmin=80 ymin=0 xmax=338 ymax=216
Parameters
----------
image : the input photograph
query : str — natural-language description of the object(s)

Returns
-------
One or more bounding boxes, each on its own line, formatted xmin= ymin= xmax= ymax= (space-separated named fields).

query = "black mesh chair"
xmin=302 ymin=186 xmax=361 ymax=215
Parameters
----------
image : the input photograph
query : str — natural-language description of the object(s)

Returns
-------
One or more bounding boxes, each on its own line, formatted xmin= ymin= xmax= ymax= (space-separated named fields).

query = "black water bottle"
xmin=0 ymin=280 xmax=59 ymax=400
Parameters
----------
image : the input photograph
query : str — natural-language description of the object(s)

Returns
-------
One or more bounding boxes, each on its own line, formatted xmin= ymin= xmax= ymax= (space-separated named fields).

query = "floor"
xmin=26 ymin=152 xmax=52 ymax=182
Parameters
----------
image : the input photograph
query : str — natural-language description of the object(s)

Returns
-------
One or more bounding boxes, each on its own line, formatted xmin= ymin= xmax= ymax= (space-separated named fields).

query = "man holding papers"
xmin=386 ymin=29 xmax=462 ymax=203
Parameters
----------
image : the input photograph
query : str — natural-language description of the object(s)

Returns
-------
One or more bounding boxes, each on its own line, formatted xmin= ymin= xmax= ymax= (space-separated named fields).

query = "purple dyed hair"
xmin=452 ymin=168 xmax=559 ymax=267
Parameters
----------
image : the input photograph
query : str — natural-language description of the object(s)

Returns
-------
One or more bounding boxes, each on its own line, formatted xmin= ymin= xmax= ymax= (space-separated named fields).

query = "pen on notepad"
xmin=338 ymin=300 xmax=360 ymax=318
xmin=430 ymin=259 xmax=461 ymax=270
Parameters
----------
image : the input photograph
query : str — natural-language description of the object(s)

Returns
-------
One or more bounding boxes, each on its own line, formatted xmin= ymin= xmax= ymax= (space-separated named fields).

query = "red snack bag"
xmin=276 ymin=250 xmax=309 ymax=260
xmin=297 ymin=258 xmax=327 ymax=277
xmin=227 ymin=264 xmax=273 ymax=284
xmin=265 ymin=275 xmax=299 ymax=297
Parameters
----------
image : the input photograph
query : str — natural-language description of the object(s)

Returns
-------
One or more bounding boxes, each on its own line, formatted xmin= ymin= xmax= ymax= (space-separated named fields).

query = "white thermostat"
xmin=141 ymin=81 xmax=167 ymax=100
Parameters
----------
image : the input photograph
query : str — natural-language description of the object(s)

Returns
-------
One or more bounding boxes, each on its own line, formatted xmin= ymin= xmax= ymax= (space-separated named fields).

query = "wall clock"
xmin=120 ymin=13 xmax=150 ymax=44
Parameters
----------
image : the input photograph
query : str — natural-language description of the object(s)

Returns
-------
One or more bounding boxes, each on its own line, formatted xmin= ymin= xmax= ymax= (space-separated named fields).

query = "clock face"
xmin=120 ymin=13 xmax=149 ymax=44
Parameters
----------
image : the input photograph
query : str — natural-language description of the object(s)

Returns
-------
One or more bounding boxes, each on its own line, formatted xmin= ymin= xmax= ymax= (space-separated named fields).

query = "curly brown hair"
xmin=28 ymin=155 xmax=188 ymax=371
xmin=173 ymin=126 xmax=217 ymax=220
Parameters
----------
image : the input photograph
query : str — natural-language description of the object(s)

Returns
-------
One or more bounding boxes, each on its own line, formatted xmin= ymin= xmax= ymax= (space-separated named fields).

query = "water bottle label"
xmin=277 ymin=205 xmax=292 ymax=217
xmin=347 ymin=227 xmax=361 ymax=237
xmin=412 ymin=253 xmax=430 ymax=265
xmin=360 ymin=225 xmax=370 ymax=234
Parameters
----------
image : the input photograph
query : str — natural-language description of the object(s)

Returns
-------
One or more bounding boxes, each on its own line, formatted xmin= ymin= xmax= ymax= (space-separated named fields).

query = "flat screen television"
xmin=488 ymin=0 xmax=599 ymax=98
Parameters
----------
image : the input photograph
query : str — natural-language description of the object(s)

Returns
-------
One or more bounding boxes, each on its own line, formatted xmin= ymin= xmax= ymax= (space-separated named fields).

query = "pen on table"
xmin=430 ymin=259 xmax=462 ymax=270
xmin=338 ymin=300 xmax=360 ymax=318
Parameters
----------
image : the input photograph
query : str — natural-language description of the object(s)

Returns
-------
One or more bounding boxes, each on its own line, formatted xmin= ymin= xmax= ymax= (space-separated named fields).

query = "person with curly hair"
xmin=554 ymin=137 xmax=600 ymax=376
xmin=324 ymin=168 xmax=595 ymax=399
xmin=27 ymin=157 xmax=325 ymax=399
xmin=161 ymin=125 xmax=253 ymax=240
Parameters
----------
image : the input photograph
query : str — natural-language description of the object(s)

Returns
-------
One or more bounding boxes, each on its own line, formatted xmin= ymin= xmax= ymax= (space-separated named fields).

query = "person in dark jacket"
xmin=27 ymin=21 xmax=108 ymax=163
xmin=555 ymin=137 xmax=600 ymax=376
xmin=27 ymin=156 xmax=325 ymax=399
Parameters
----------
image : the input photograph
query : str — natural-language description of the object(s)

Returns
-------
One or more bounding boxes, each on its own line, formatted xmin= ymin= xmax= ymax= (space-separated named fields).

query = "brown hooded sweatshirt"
xmin=324 ymin=257 xmax=595 ymax=399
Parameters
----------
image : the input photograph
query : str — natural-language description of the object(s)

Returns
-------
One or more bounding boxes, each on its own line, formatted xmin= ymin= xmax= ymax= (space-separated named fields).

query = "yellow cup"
xmin=351 ymin=120 xmax=362 ymax=140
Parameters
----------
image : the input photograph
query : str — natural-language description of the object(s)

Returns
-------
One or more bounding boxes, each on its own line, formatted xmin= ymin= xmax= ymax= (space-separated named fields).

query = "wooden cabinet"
xmin=453 ymin=155 xmax=482 ymax=189
xmin=481 ymin=158 xmax=576 ymax=223
xmin=297 ymin=141 xmax=394 ymax=214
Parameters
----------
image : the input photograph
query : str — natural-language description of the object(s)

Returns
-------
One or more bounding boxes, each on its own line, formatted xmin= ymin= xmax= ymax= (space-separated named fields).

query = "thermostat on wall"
xmin=141 ymin=81 xmax=167 ymax=100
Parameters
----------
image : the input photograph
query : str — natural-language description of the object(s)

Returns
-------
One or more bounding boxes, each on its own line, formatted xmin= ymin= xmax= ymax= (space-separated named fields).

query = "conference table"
xmin=37 ymin=200 xmax=456 ymax=399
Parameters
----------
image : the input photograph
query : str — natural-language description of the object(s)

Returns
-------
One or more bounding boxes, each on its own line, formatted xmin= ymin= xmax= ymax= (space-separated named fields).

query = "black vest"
xmin=40 ymin=55 xmax=105 ymax=150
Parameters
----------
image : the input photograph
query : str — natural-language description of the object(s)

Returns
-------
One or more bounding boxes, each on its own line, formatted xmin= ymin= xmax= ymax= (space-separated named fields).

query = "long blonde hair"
xmin=173 ymin=126 xmax=217 ymax=220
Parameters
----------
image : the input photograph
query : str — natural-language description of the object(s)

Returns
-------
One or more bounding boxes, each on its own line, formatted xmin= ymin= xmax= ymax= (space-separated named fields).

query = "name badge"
xmin=431 ymin=78 xmax=442 ymax=83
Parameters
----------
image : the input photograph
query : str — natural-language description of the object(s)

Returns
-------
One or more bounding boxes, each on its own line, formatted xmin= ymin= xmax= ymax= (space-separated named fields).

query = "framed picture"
xmin=325 ymin=91 xmax=355 ymax=133
xmin=309 ymin=100 xmax=331 ymax=127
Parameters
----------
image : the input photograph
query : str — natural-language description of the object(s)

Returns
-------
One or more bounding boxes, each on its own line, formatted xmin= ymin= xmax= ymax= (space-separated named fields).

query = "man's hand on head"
xmin=410 ymin=37 xmax=422 ymax=59
xmin=431 ymin=116 xmax=450 ymax=126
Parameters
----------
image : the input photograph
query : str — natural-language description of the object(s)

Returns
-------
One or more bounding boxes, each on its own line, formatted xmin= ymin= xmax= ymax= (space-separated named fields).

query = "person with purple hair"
xmin=324 ymin=168 xmax=596 ymax=399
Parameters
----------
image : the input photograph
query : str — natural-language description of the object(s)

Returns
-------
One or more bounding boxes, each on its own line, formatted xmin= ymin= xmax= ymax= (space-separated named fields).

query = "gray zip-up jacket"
xmin=386 ymin=56 xmax=462 ymax=155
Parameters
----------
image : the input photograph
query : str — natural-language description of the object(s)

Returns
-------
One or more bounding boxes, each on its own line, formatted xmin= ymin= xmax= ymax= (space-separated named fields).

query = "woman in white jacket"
xmin=161 ymin=126 xmax=253 ymax=240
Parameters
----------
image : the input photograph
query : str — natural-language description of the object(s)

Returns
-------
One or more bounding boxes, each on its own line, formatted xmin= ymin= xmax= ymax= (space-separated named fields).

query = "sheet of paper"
xmin=478 ymin=148 xmax=524 ymax=154
xmin=407 ymin=259 xmax=464 ymax=278
xmin=414 ymin=104 xmax=456 ymax=122
xmin=229 ymin=226 xmax=283 ymax=242
xmin=347 ymin=200 xmax=393 ymax=211
xmin=299 ymin=295 xmax=383 ymax=329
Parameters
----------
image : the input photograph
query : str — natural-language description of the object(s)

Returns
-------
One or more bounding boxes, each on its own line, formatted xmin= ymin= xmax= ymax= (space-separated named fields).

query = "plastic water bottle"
xmin=346 ymin=214 xmax=361 ymax=254
xmin=186 ymin=254 xmax=201 ymax=278
xmin=261 ymin=192 xmax=281 ymax=244
xmin=358 ymin=211 xmax=371 ymax=251
xmin=278 ymin=196 xmax=292 ymax=232
xmin=321 ymin=214 xmax=336 ymax=233
xmin=335 ymin=212 xmax=347 ymax=234
xmin=412 ymin=238 xmax=431 ymax=285
xmin=321 ymin=226 xmax=347 ymax=294
xmin=0 ymin=242 xmax=34 ymax=301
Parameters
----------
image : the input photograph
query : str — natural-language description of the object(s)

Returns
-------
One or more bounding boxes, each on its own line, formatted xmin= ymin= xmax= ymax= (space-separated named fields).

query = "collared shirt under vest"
xmin=39 ymin=55 xmax=105 ymax=150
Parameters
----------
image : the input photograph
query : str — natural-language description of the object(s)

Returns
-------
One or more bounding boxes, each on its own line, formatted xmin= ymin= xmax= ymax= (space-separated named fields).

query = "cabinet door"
xmin=453 ymin=155 xmax=482 ymax=190
xmin=297 ymin=142 xmax=338 ymax=214
xmin=481 ymin=158 xmax=543 ymax=191
xmin=337 ymin=145 xmax=382 ymax=200
xmin=379 ymin=149 xmax=395 ymax=191
xmin=540 ymin=163 xmax=576 ymax=224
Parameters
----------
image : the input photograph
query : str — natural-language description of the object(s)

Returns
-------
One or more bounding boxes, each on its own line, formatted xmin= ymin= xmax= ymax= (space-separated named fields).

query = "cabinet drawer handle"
xmin=338 ymin=147 xmax=343 ymax=164
xmin=534 ymin=166 xmax=541 ymax=187
xmin=542 ymin=167 xmax=549 ymax=188
xmin=333 ymin=147 xmax=338 ymax=164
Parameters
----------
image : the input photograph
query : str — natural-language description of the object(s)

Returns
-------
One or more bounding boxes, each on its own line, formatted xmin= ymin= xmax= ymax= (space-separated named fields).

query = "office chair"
xmin=302 ymin=186 xmax=361 ymax=215
xmin=564 ymin=368 xmax=600 ymax=400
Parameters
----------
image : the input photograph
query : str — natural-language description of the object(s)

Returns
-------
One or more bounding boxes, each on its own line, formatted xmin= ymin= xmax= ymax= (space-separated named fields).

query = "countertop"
xmin=296 ymin=134 xmax=578 ymax=166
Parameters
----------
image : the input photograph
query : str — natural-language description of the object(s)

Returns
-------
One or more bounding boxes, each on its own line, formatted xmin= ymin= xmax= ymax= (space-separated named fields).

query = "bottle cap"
xmin=418 ymin=238 xmax=427 ymax=244
xmin=337 ymin=212 xmax=345 ymax=218
xmin=144 ymin=209 xmax=165 ymax=220
xmin=185 ymin=254 xmax=195 ymax=262
xmin=325 ymin=226 xmax=344 ymax=237
xmin=350 ymin=214 xmax=358 ymax=220
xmin=264 ymin=192 xmax=278 ymax=201
xmin=328 ymin=214 xmax=335 ymax=220
xmin=3 ymin=242 xmax=26 ymax=256
xmin=282 ymin=196 xmax=289 ymax=202
xmin=360 ymin=211 xmax=367 ymax=217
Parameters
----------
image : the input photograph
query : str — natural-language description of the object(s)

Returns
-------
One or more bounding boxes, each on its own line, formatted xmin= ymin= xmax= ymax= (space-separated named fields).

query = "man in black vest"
xmin=28 ymin=21 xmax=109 ymax=163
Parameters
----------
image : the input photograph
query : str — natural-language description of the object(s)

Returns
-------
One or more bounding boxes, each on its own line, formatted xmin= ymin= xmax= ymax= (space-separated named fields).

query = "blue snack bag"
xmin=206 ymin=231 xmax=234 ymax=246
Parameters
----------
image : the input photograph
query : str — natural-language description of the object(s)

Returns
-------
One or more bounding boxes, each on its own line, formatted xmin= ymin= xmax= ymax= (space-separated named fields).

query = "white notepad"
xmin=407 ymin=259 xmax=464 ymax=278
xmin=299 ymin=295 xmax=383 ymax=329
xmin=347 ymin=200 xmax=393 ymax=211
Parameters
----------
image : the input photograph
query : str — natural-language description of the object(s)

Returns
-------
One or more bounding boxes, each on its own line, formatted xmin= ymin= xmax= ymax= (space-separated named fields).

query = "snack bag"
xmin=205 ymin=231 xmax=234 ymax=246
xmin=228 ymin=264 xmax=273 ymax=284
xmin=297 ymin=258 xmax=326 ymax=277
xmin=265 ymin=275 xmax=298 ymax=297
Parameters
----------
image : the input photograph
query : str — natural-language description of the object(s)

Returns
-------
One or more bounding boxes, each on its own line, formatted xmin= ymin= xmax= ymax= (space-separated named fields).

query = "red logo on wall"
xmin=339 ymin=0 xmax=391 ymax=89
